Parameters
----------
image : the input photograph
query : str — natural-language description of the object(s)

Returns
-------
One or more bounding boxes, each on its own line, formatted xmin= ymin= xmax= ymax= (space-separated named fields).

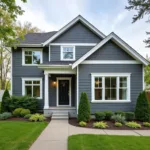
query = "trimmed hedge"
xmin=125 ymin=112 xmax=135 ymax=121
xmin=78 ymin=92 xmax=90 ymax=122
xmin=3 ymin=96 xmax=38 ymax=113
xmin=135 ymin=91 xmax=150 ymax=121
xmin=104 ymin=111 xmax=113 ymax=120
xmin=95 ymin=112 xmax=106 ymax=121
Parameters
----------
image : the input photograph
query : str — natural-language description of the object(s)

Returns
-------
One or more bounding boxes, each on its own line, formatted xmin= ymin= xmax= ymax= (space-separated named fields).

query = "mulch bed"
xmin=69 ymin=118 xmax=150 ymax=130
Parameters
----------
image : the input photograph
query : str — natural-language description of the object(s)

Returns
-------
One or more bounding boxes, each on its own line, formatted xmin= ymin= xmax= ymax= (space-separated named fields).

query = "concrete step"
xmin=52 ymin=111 xmax=69 ymax=120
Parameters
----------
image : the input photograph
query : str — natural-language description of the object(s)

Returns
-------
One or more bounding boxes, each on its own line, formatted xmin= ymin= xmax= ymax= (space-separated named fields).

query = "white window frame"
xmin=60 ymin=45 xmax=75 ymax=61
xmin=22 ymin=77 xmax=43 ymax=99
xmin=91 ymin=73 xmax=131 ymax=103
xmin=22 ymin=48 xmax=43 ymax=66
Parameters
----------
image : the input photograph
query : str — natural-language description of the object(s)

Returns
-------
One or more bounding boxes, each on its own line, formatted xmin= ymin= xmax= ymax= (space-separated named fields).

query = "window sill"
xmin=22 ymin=64 xmax=40 ymax=66
xmin=61 ymin=59 xmax=75 ymax=61
xmin=91 ymin=100 xmax=131 ymax=103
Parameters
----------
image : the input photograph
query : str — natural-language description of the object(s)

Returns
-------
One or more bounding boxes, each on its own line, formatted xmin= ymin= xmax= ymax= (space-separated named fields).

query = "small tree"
xmin=78 ymin=92 xmax=91 ymax=122
xmin=1 ymin=89 xmax=10 ymax=112
xmin=135 ymin=91 xmax=150 ymax=121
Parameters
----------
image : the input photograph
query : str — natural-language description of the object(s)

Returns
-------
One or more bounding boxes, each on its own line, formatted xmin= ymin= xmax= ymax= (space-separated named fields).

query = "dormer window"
xmin=61 ymin=46 xmax=75 ymax=61
xmin=22 ymin=48 xmax=43 ymax=65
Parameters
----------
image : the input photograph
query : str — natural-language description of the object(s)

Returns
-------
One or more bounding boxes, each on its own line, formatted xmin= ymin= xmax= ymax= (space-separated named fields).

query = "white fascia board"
xmin=72 ymin=32 xmax=149 ymax=69
xmin=17 ymin=44 xmax=43 ymax=47
xmin=49 ymin=43 xmax=97 ymax=46
xmin=42 ymin=15 xmax=106 ymax=46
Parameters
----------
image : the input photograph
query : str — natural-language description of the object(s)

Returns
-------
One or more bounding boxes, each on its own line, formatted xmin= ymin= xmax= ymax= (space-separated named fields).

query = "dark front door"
xmin=58 ymin=80 xmax=70 ymax=105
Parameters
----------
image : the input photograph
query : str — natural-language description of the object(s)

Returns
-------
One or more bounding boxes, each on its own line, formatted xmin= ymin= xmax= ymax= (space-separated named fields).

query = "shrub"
xmin=93 ymin=121 xmax=108 ymax=129
xmin=143 ymin=122 xmax=150 ymax=127
xmin=4 ymin=96 xmax=38 ymax=113
xmin=0 ymin=102 xmax=1 ymax=113
xmin=115 ymin=122 xmax=122 ymax=127
xmin=111 ymin=114 xmax=126 ymax=124
xmin=125 ymin=121 xmax=141 ymax=128
xmin=20 ymin=109 xmax=30 ymax=117
xmin=95 ymin=112 xmax=106 ymax=121
xmin=24 ymin=114 xmax=32 ymax=119
xmin=13 ymin=108 xmax=23 ymax=117
xmin=104 ymin=111 xmax=113 ymax=120
xmin=114 ymin=111 xmax=125 ymax=116
xmin=29 ymin=114 xmax=46 ymax=122
xmin=0 ymin=112 xmax=12 ymax=120
xmin=78 ymin=92 xmax=90 ymax=122
xmin=1 ymin=89 xmax=10 ymax=112
xmin=79 ymin=121 xmax=87 ymax=127
xmin=125 ymin=112 xmax=135 ymax=121
xmin=135 ymin=91 xmax=150 ymax=121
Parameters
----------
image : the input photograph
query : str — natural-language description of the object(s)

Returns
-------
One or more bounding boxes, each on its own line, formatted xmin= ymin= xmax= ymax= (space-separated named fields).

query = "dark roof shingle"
xmin=19 ymin=31 xmax=57 ymax=44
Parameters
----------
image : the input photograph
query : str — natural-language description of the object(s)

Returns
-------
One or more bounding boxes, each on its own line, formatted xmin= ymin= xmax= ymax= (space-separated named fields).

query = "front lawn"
xmin=68 ymin=134 xmax=150 ymax=150
xmin=0 ymin=121 xmax=47 ymax=150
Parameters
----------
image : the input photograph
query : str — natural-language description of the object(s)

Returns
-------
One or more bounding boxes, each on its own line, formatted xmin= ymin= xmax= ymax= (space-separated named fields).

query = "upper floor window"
xmin=91 ymin=73 xmax=131 ymax=102
xmin=22 ymin=48 xmax=43 ymax=65
xmin=61 ymin=46 xmax=75 ymax=61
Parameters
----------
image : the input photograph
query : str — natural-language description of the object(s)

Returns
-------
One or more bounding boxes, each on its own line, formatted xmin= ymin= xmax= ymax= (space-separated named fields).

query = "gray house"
xmin=11 ymin=15 xmax=149 ymax=119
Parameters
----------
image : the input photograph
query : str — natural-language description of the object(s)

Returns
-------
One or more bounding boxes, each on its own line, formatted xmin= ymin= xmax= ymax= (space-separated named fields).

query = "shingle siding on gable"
xmin=52 ymin=22 xmax=102 ymax=43
xmin=86 ymin=41 xmax=135 ymax=60
xmin=79 ymin=64 xmax=143 ymax=113
xmin=50 ymin=46 xmax=94 ymax=61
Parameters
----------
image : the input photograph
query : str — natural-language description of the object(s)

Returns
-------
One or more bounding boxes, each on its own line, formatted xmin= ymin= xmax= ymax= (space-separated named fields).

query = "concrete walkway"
xmin=29 ymin=120 xmax=150 ymax=150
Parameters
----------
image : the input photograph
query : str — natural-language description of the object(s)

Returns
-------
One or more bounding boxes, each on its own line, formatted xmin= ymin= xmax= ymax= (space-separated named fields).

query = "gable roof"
xmin=72 ymin=32 xmax=149 ymax=68
xmin=18 ymin=31 xmax=57 ymax=46
xmin=42 ymin=15 xmax=106 ymax=46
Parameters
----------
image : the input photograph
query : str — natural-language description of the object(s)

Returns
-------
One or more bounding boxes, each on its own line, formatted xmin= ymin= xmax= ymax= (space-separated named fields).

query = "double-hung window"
xmin=92 ymin=73 xmax=131 ymax=102
xmin=22 ymin=78 xmax=42 ymax=99
xmin=22 ymin=49 xmax=43 ymax=65
xmin=61 ymin=46 xmax=75 ymax=61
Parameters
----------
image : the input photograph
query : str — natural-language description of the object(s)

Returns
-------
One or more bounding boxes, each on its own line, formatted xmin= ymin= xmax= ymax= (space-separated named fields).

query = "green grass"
xmin=68 ymin=134 xmax=150 ymax=150
xmin=0 ymin=121 xmax=48 ymax=150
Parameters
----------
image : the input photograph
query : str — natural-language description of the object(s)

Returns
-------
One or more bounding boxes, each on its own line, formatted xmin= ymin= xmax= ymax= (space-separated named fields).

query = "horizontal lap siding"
xmin=79 ymin=64 xmax=143 ymax=113
xmin=12 ymin=47 xmax=49 ymax=109
xmin=52 ymin=22 xmax=102 ymax=43
xmin=86 ymin=41 xmax=134 ymax=60
xmin=51 ymin=46 xmax=94 ymax=61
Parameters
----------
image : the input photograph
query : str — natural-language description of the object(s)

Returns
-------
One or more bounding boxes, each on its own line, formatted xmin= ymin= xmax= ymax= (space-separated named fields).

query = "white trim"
xmin=50 ymin=43 xmax=97 ymax=46
xmin=22 ymin=77 xmax=43 ymax=99
xmin=76 ymin=66 xmax=79 ymax=114
xmin=43 ymin=15 xmax=105 ymax=46
xmin=56 ymin=77 xmax=72 ymax=107
xmin=72 ymin=32 xmax=149 ymax=69
xmin=44 ymin=68 xmax=76 ymax=74
xmin=38 ymin=65 xmax=72 ymax=69
xmin=91 ymin=73 xmax=131 ymax=103
xmin=82 ymin=60 xmax=141 ymax=64
xmin=22 ymin=48 xmax=43 ymax=66
xmin=44 ymin=72 xmax=49 ymax=109
xmin=10 ymin=48 xmax=13 ymax=95
xmin=60 ymin=45 xmax=75 ymax=61
xmin=49 ymin=45 xmax=51 ymax=61
xmin=143 ymin=65 xmax=145 ymax=90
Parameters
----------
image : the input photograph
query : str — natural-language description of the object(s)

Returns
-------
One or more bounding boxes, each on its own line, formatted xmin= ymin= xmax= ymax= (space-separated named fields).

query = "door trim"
xmin=56 ymin=77 xmax=72 ymax=107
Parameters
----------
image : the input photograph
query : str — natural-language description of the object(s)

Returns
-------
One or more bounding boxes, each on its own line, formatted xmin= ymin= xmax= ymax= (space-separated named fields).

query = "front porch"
xmin=38 ymin=64 xmax=78 ymax=118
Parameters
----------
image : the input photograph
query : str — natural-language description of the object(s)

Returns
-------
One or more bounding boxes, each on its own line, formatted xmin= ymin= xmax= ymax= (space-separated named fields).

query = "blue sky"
xmin=16 ymin=0 xmax=150 ymax=58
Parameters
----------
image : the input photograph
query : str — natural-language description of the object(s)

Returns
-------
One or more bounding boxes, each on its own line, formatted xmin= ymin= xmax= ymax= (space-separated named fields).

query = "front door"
xmin=57 ymin=78 xmax=71 ymax=106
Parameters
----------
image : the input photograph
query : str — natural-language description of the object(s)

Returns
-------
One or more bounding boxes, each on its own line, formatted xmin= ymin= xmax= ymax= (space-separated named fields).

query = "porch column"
xmin=44 ymin=72 xmax=49 ymax=109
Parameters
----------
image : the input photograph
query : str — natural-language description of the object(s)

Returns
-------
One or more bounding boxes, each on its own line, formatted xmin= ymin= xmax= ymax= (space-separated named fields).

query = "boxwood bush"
xmin=114 ymin=110 xmax=125 ymax=116
xmin=95 ymin=112 xmax=106 ymax=121
xmin=1 ymin=89 xmax=10 ymax=112
xmin=3 ymin=96 xmax=38 ymax=113
xmin=104 ymin=111 xmax=113 ymax=120
xmin=125 ymin=112 xmax=135 ymax=121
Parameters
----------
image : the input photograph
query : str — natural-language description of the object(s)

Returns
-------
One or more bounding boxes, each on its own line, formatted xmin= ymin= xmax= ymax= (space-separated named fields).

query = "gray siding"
xmin=52 ymin=22 xmax=102 ymax=43
xmin=79 ymin=64 xmax=143 ymax=113
xmin=12 ymin=47 xmax=49 ymax=109
xmin=49 ymin=74 xmax=76 ymax=107
xmin=87 ymin=41 xmax=134 ymax=60
xmin=50 ymin=46 xmax=93 ymax=61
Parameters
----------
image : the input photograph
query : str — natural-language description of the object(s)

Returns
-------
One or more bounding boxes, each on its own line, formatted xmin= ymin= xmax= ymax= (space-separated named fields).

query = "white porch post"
xmin=44 ymin=72 xmax=49 ymax=109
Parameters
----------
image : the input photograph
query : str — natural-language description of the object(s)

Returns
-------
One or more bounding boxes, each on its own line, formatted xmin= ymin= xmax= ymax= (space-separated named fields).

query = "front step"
xmin=52 ymin=111 xmax=69 ymax=120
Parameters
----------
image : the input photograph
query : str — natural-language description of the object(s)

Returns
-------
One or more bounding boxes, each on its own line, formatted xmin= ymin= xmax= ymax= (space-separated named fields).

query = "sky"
xmin=16 ymin=0 xmax=150 ymax=58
